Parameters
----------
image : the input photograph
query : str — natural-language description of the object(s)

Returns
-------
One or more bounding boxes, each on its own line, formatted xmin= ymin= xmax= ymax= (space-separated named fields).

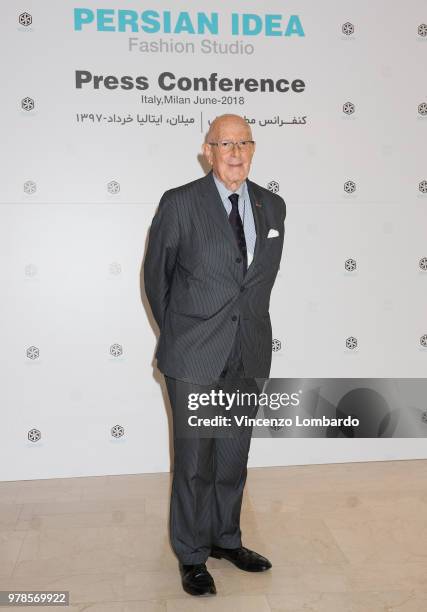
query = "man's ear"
xmin=202 ymin=142 xmax=212 ymax=164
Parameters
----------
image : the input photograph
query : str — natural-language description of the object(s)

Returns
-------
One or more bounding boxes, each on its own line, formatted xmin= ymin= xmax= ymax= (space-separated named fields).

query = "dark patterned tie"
xmin=228 ymin=193 xmax=247 ymax=271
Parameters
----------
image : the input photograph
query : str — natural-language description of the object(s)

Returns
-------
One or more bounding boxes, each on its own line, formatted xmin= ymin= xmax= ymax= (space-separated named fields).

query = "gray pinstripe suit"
xmin=144 ymin=169 xmax=286 ymax=384
xmin=144 ymin=169 xmax=286 ymax=564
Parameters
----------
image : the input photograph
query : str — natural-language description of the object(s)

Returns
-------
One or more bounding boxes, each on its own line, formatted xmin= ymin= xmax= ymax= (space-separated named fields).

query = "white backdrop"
xmin=1 ymin=1 xmax=427 ymax=481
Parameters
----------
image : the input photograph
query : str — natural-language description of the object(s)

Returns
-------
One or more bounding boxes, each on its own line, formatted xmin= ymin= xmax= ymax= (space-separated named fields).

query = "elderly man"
xmin=144 ymin=114 xmax=286 ymax=596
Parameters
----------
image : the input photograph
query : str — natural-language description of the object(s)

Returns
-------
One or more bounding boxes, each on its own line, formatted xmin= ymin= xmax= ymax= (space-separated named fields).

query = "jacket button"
xmin=231 ymin=315 xmax=238 ymax=321
xmin=235 ymin=257 xmax=242 ymax=263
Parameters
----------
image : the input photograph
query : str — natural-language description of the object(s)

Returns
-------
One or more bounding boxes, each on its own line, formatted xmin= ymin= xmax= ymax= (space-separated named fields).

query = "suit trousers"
xmin=164 ymin=322 xmax=260 ymax=564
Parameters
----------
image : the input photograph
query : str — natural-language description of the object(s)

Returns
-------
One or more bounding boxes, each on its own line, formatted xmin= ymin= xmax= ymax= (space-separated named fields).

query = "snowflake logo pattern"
xmin=342 ymin=22 xmax=354 ymax=36
xmin=109 ymin=262 xmax=122 ymax=276
xmin=420 ymin=335 xmax=427 ymax=348
xmin=24 ymin=180 xmax=36 ymax=194
xmin=28 ymin=428 xmax=41 ymax=442
xmin=343 ymin=101 xmax=355 ymax=115
xmin=419 ymin=257 xmax=427 ymax=271
xmin=418 ymin=102 xmax=427 ymax=116
xmin=418 ymin=24 xmax=427 ymax=37
xmin=272 ymin=339 xmax=281 ymax=352
xmin=21 ymin=97 xmax=34 ymax=111
xmin=344 ymin=180 xmax=356 ymax=194
xmin=27 ymin=346 xmax=39 ymax=359
xmin=346 ymin=336 xmax=358 ymax=350
xmin=19 ymin=12 xmax=32 ymax=26
xmin=25 ymin=264 xmax=38 ymax=277
xmin=267 ymin=180 xmax=280 ymax=193
xmin=422 ymin=412 xmax=427 ymax=423
xmin=107 ymin=180 xmax=120 ymax=194
xmin=419 ymin=180 xmax=427 ymax=194
xmin=345 ymin=258 xmax=357 ymax=272
xmin=110 ymin=343 xmax=123 ymax=357
xmin=111 ymin=424 xmax=125 ymax=438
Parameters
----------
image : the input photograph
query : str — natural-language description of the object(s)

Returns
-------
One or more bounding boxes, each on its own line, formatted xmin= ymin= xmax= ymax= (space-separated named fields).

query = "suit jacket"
xmin=144 ymin=169 xmax=286 ymax=383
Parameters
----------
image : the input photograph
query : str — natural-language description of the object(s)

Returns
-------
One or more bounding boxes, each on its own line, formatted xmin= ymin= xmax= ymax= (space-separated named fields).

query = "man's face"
xmin=203 ymin=118 xmax=255 ymax=190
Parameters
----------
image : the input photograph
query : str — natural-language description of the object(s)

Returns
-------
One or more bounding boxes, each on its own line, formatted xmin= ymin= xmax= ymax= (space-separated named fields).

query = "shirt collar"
xmin=212 ymin=172 xmax=247 ymax=202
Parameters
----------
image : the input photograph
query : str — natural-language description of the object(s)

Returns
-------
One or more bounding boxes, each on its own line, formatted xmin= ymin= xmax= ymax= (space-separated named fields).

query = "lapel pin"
xmin=255 ymin=200 xmax=262 ymax=207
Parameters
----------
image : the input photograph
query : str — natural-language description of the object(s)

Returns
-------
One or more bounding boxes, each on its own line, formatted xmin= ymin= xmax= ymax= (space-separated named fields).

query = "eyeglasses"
xmin=208 ymin=140 xmax=255 ymax=152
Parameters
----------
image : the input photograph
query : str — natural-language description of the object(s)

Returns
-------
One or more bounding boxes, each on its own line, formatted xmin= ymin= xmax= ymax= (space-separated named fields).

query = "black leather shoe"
xmin=179 ymin=562 xmax=217 ymax=596
xmin=210 ymin=545 xmax=272 ymax=572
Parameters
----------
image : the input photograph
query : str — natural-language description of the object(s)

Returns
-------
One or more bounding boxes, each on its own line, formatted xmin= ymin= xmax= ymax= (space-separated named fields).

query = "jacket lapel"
xmin=245 ymin=179 xmax=267 ymax=278
xmin=199 ymin=171 xmax=267 ymax=278
xmin=199 ymin=170 xmax=242 ymax=257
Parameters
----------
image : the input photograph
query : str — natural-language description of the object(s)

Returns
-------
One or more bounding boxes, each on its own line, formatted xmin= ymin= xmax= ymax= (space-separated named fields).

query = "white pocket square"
xmin=267 ymin=228 xmax=279 ymax=238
